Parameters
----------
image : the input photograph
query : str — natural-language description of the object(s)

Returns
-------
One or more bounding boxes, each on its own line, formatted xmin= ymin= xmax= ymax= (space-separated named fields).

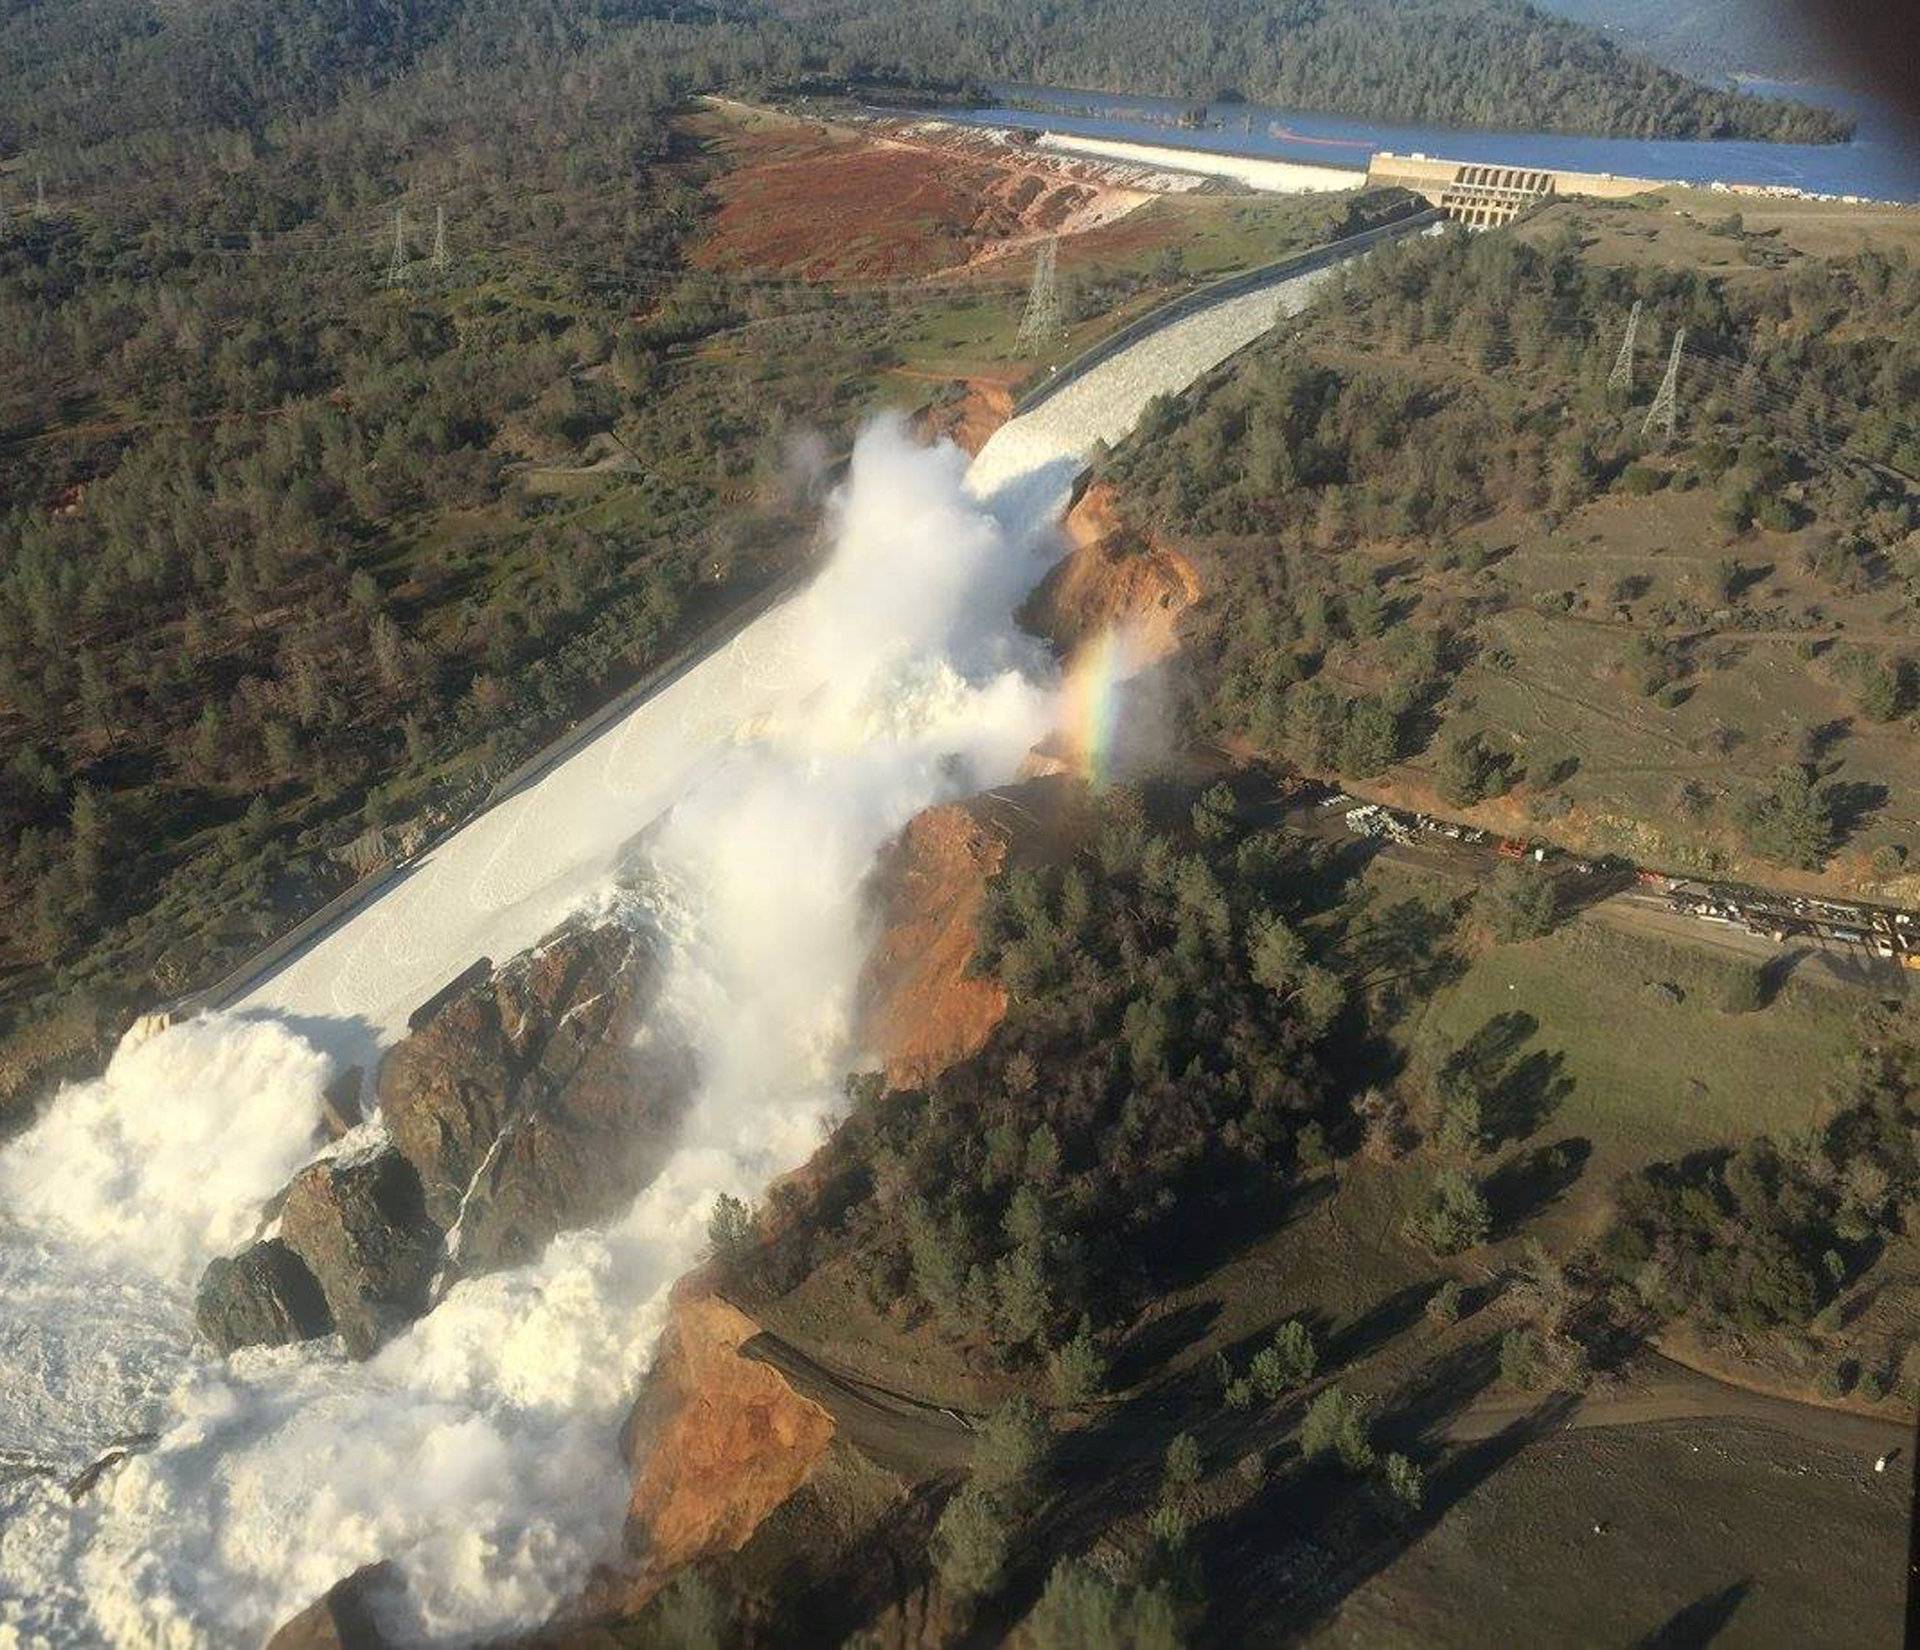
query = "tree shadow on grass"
xmin=1441 ymin=1011 xmax=1573 ymax=1149
xmin=1483 ymin=1136 xmax=1591 ymax=1237
xmin=1278 ymin=1392 xmax=1582 ymax=1640
xmin=1631 ymin=1579 xmax=1752 ymax=1648
xmin=1826 ymin=779 xmax=1889 ymax=846
xmin=1142 ymin=1172 xmax=1336 ymax=1300
xmin=1325 ymin=1282 xmax=1432 ymax=1371
xmin=1108 ymin=1299 xmax=1223 ymax=1392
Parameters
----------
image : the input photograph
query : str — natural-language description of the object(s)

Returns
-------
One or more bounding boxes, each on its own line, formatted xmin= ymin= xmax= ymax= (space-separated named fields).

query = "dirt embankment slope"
xmin=625 ymin=1290 xmax=836 ymax=1574
xmin=1022 ymin=480 xmax=1200 ymax=665
xmin=857 ymin=800 xmax=1015 ymax=1094
xmin=909 ymin=377 xmax=1017 ymax=456
xmin=857 ymin=488 xmax=1198 ymax=1093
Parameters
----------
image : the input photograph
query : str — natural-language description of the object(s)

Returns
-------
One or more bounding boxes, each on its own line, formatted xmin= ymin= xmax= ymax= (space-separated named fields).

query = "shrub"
xmin=1719 ymin=962 xmax=1767 ymax=1014
xmin=1162 ymin=1431 xmax=1203 ymax=1497
xmin=1049 ymin=1317 xmax=1107 ymax=1405
xmin=1741 ymin=765 xmax=1836 ymax=870
xmin=1406 ymin=1169 xmax=1492 ymax=1255
xmin=1426 ymin=1278 xmax=1464 ymax=1325
xmin=1023 ymin=1561 xmax=1181 ymax=1650
xmin=1500 ymin=1326 xmax=1548 ymax=1389
xmin=1437 ymin=729 xmax=1511 ymax=807
xmin=933 ymin=1484 xmax=1012 ymax=1598
xmin=1301 ymin=1386 xmax=1376 ymax=1472
xmin=653 ymin=1573 xmax=726 ymax=1650
xmin=1250 ymin=1319 xmax=1317 ymax=1399
xmin=1381 ymin=1451 xmax=1425 ymax=1511
xmin=706 ymin=1193 xmax=754 ymax=1271
xmin=1481 ymin=862 xmax=1556 ymax=942
xmin=973 ymin=1397 xmax=1050 ymax=1507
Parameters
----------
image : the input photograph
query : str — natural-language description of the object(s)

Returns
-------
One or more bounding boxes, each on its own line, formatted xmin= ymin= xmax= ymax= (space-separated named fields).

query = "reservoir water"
xmin=932 ymin=78 xmax=1918 ymax=204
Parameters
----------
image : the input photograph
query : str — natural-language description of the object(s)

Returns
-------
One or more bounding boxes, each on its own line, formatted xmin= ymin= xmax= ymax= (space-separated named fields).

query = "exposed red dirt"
xmin=857 ymin=803 xmax=1012 ymax=1092
xmin=622 ymin=1289 xmax=835 ymax=1581
xmin=1021 ymin=481 xmax=1201 ymax=666
xmin=857 ymin=779 xmax=1089 ymax=1092
xmin=687 ymin=110 xmax=1156 ymax=282
xmin=909 ymin=376 xmax=1017 ymax=456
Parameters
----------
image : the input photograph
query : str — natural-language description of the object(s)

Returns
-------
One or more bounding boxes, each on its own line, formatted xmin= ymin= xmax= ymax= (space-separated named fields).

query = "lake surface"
xmin=929 ymin=79 xmax=1918 ymax=204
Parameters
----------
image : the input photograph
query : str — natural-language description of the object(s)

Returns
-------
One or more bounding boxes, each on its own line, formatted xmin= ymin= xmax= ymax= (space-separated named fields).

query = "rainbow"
xmin=1060 ymin=628 xmax=1132 ymax=787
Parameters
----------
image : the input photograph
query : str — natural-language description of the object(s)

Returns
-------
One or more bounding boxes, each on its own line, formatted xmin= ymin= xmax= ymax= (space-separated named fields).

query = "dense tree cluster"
xmin=757 ymin=787 xmax=1344 ymax=1366
xmin=0 ymin=8 xmax=917 ymax=1059
xmin=1602 ymin=1037 xmax=1920 ymax=1330
xmin=1100 ymin=222 xmax=1918 ymax=872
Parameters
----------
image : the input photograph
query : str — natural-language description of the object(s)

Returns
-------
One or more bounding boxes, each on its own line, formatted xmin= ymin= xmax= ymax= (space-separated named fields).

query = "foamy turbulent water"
xmin=0 ymin=265 xmax=1337 ymax=1647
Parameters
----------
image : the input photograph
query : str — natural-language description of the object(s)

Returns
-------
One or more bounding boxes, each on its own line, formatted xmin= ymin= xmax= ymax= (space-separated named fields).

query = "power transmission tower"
xmin=1607 ymin=299 xmax=1641 ymax=392
xmin=431 ymin=206 xmax=447 ymax=272
xmin=384 ymin=207 xmax=410 ymax=288
xmin=1643 ymin=327 xmax=1685 ymax=442
xmin=1016 ymin=236 xmax=1062 ymax=355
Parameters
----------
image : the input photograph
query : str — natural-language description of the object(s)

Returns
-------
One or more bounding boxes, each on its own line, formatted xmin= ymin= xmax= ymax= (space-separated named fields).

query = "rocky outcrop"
xmin=378 ymin=923 xmax=692 ymax=1277
xmin=624 ymin=1292 xmax=835 ymax=1579
xmin=195 ymin=919 xmax=693 ymax=1358
xmin=278 ymin=1148 xmax=441 ymax=1359
xmin=265 ymin=1562 xmax=404 ymax=1650
xmin=195 ymin=1237 xmax=332 ymax=1354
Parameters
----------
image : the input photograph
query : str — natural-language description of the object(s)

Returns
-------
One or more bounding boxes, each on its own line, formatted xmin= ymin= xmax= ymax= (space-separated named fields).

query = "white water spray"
xmin=0 ymin=254 xmax=1349 ymax=1644
xmin=0 ymin=415 xmax=1060 ymax=1647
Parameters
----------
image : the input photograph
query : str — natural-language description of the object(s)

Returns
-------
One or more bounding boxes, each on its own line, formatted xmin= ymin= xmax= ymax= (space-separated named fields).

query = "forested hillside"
xmin=0 ymin=9 xmax=833 ymax=1099
xmin=790 ymin=0 xmax=1850 ymax=141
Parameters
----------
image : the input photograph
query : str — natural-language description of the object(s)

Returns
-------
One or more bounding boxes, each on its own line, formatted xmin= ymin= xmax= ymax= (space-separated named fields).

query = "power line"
xmin=383 ymin=208 xmax=409 ymax=289
xmin=1607 ymin=298 xmax=1640 ymax=392
xmin=1643 ymin=327 xmax=1684 ymax=443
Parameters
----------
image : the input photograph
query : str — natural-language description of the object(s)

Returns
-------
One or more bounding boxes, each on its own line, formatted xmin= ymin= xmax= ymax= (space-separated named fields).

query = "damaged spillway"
xmin=0 ymin=241 xmax=1386 ymax=1646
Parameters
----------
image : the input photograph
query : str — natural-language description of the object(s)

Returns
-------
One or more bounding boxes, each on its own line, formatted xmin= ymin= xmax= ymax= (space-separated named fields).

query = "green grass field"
xmin=1401 ymin=919 xmax=1874 ymax=1170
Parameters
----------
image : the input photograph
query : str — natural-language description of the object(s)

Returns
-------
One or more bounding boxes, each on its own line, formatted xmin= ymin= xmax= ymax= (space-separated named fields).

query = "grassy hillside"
xmin=1102 ymin=193 xmax=1920 ymax=900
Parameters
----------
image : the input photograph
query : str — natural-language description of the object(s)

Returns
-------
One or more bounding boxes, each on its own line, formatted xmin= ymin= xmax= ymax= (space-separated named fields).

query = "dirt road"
xmin=741 ymin=1325 xmax=1911 ymax=1482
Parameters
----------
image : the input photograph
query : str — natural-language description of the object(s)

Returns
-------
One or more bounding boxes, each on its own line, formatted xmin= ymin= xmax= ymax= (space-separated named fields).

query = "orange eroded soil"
xmin=909 ymin=376 xmax=1018 ymax=456
xmin=1022 ymin=481 xmax=1201 ymax=665
xmin=857 ymin=802 xmax=1013 ymax=1092
xmin=688 ymin=116 xmax=1155 ymax=281
xmin=623 ymin=1291 xmax=835 ymax=1579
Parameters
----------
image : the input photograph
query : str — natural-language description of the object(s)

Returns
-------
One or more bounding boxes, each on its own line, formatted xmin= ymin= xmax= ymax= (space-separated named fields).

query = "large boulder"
xmin=265 ymin=1562 xmax=404 ymax=1650
xmin=195 ymin=1237 xmax=332 ymax=1353
xmin=278 ymin=1148 xmax=441 ymax=1359
xmin=195 ymin=920 xmax=690 ymax=1362
xmin=379 ymin=923 xmax=692 ymax=1277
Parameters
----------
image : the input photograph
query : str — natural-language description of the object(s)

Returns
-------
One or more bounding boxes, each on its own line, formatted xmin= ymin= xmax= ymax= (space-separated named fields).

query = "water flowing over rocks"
xmin=379 ymin=921 xmax=693 ymax=1277
xmin=194 ymin=919 xmax=694 ymax=1356
xmin=194 ymin=1237 xmax=333 ymax=1353
xmin=265 ymin=1562 xmax=405 ymax=1650
xmin=278 ymin=1149 xmax=441 ymax=1359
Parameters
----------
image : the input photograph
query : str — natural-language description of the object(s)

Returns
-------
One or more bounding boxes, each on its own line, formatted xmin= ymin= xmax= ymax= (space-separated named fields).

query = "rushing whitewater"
xmin=0 ymin=256 xmax=1355 ymax=1646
